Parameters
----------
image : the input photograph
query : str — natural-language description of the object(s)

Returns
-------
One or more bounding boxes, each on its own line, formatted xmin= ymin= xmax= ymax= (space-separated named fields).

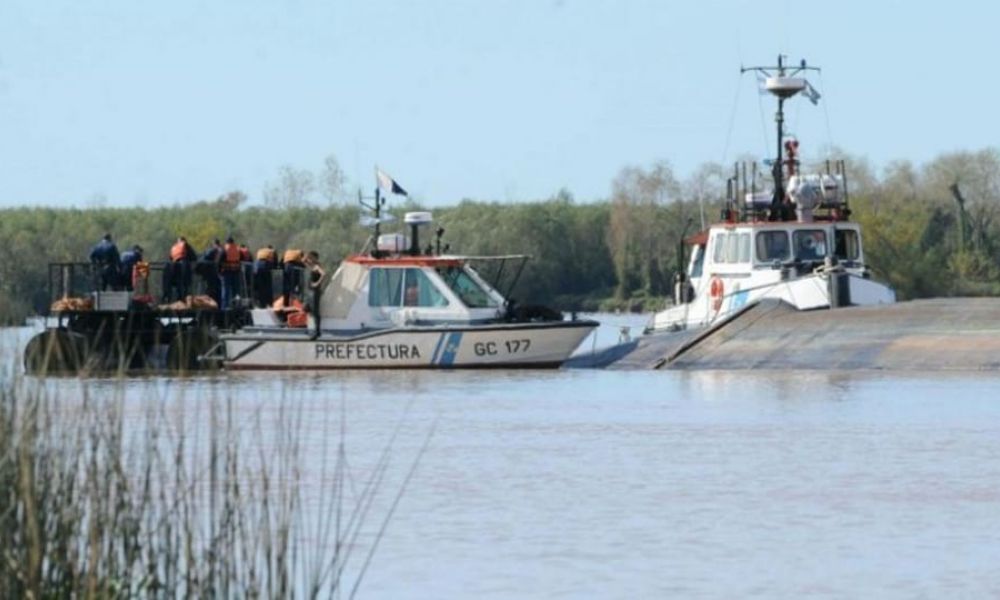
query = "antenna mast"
xmin=741 ymin=56 xmax=821 ymax=221
xmin=358 ymin=186 xmax=386 ymax=256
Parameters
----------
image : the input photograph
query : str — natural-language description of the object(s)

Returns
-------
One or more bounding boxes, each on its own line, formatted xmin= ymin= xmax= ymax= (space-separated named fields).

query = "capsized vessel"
xmin=218 ymin=209 xmax=597 ymax=370
xmin=647 ymin=56 xmax=895 ymax=335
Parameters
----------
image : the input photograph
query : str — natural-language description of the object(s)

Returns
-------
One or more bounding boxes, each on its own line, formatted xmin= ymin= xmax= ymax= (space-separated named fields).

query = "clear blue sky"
xmin=1 ymin=0 xmax=996 ymax=208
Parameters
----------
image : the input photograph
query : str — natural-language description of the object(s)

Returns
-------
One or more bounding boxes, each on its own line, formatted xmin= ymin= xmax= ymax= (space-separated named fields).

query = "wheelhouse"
xmin=696 ymin=221 xmax=867 ymax=275
xmin=305 ymin=255 xmax=518 ymax=331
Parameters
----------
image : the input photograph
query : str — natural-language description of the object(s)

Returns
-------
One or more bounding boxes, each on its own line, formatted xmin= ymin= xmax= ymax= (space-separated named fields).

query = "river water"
xmin=4 ymin=317 xmax=1000 ymax=598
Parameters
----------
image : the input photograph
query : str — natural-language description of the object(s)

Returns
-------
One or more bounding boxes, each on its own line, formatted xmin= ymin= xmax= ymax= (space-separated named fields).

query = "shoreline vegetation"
xmin=2 ymin=149 xmax=1000 ymax=325
xmin=0 ymin=363 xmax=433 ymax=597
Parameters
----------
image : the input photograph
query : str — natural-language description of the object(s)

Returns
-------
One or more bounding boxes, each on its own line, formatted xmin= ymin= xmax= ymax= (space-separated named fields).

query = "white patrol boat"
xmin=647 ymin=56 xmax=895 ymax=334
xmin=219 ymin=199 xmax=597 ymax=370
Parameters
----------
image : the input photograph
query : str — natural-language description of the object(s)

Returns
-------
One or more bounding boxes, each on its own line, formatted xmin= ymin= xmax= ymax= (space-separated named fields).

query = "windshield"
xmin=793 ymin=229 xmax=828 ymax=261
xmin=835 ymin=229 xmax=860 ymax=261
xmin=436 ymin=266 xmax=498 ymax=308
xmin=369 ymin=267 xmax=450 ymax=307
xmin=756 ymin=231 xmax=790 ymax=262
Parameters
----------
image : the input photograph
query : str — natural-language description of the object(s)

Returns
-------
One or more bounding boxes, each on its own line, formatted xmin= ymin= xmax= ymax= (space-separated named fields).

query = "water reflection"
xmin=4 ymin=324 xmax=1000 ymax=598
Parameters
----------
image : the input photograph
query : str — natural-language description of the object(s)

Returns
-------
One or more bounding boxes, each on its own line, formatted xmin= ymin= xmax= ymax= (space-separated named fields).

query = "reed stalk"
xmin=0 ymin=361 xmax=431 ymax=598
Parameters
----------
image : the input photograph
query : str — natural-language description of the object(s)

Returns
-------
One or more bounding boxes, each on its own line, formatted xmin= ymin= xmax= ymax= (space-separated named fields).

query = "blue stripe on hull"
xmin=430 ymin=332 xmax=447 ymax=364
xmin=438 ymin=332 xmax=463 ymax=366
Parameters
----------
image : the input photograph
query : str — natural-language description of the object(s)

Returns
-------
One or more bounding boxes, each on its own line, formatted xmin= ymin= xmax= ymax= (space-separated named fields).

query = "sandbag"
xmin=51 ymin=296 xmax=94 ymax=312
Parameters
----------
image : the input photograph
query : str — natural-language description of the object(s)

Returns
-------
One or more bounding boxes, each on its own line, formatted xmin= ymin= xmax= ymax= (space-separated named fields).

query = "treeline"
xmin=2 ymin=148 xmax=1000 ymax=324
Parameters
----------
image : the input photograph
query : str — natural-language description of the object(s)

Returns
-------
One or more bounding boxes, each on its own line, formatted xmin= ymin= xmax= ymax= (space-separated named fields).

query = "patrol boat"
xmin=219 ymin=211 xmax=598 ymax=369
xmin=647 ymin=57 xmax=895 ymax=334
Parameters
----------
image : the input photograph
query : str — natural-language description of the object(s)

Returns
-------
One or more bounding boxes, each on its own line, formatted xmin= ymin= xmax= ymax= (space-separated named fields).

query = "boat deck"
xmin=570 ymin=298 xmax=1000 ymax=372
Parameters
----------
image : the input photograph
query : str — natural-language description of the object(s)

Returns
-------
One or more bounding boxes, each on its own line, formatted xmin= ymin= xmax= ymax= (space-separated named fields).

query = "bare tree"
xmin=813 ymin=145 xmax=879 ymax=200
xmin=684 ymin=162 xmax=726 ymax=229
xmin=217 ymin=190 xmax=247 ymax=211
xmin=262 ymin=165 xmax=315 ymax=209
xmin=318 ymin=154 xmax=346 ymax=205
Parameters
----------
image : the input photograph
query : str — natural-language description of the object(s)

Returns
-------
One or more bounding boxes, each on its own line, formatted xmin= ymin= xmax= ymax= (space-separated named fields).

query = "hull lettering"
xmin=314 ymin=342 xmax=421 ymax=362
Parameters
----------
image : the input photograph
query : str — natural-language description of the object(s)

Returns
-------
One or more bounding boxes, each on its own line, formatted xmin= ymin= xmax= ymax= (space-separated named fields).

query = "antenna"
xmin=358 ymin=186 xmax=384 ymax=256
xmin=741 ymin=55 xmax=821 ymax=220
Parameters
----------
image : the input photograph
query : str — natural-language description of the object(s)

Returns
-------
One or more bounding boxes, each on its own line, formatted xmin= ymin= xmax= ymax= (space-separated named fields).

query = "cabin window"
xmin=403 ymin=268 xmax=449 ymax=307
xmin=756 ymin=231 xmax=790 ymax=262
xmin=835 ymin=229 xmax=860 ymax=261
xmin=724 ymin=233 xmax=740 ymax=263
xmin=712 ymin=235 xmax=726 ymax=263
xmin=738 ymin=233 xmax=751 ymax=263
xmin=793 ymin=230 xmax=828 ymax=260
xmin=689 ymin=245 xmax=705 ymax=278
xmin=368 ymin=268 xmax=404 ymax=306
xmin=369 ymin=267 xmax=450 ymax=307
xmin=437 ymin=266 xmax=498 ymax=308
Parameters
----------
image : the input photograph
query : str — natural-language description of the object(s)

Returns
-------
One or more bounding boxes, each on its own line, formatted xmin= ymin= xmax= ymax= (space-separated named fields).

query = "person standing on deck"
xmin=89 ymin=233 xmax=121 ymax=291
xmin=197 ymin=239 xmax=223 ymax=305
xmin=303 ymin=250 xmax=327 ymax=339
xmin=281 ymin=248 xmax=306 ymax=306
xmin=165 ymin=236 xmax=197 ymax=301
xmin=219 ymin=237 xmax=242 ymax=309
xmin=238 ymin=243 xmax=253 ymax=300
xmin=253 ymin=244 xmax=277 ymax=307
xmin=119 ymin=245 xmax=143 ymax=291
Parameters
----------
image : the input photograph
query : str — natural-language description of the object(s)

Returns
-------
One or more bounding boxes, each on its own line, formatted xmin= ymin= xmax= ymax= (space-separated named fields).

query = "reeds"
xmin=0 ymin=364 xmax=431 ymax=598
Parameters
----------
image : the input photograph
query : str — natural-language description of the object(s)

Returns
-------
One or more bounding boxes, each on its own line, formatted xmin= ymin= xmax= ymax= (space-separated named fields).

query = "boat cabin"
xmin=310 ymin=254 xmax=512 ymax=330
xmin=250 ymin=211 xmax=527 ymax=333
xmin=687 ymin=220 xmax=867 ymax=285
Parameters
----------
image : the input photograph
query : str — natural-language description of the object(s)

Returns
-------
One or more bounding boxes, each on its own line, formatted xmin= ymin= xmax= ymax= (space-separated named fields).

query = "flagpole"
xmin=374 ymin=186 xmax=381 ymax=245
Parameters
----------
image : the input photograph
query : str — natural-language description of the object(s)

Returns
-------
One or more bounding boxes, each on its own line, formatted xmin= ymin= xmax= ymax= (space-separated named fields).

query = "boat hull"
xmin=221 ymin=320 xmax=598 ymax=370
xmin=648 ymin=272 xmax=895 ymax=333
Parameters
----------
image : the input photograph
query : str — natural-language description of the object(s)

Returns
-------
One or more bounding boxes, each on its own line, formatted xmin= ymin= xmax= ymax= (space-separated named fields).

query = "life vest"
xmin=239 ymin=246 xmax=252 ymax=262
xmin=132 ymin=261 xmax=151 ymax=290
xmin=283 ymin=249 xmax=304 ymax=264
xmin=287 ymin=311 xmax=308 ymax=328
xmin=256 ymin=247 xmax=276 ymax=262
xmin=170 ymin=241 xmax=187 ymax=262
xmin=222 ymin=243 xmax=241 ymax=271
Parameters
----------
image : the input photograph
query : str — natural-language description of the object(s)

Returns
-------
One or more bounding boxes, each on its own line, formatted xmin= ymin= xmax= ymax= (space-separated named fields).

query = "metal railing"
xmin=46 ymin=262 xmax=303 ymax=314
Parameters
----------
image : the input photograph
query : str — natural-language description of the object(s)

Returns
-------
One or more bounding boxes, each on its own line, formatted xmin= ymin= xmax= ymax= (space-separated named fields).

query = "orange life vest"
xmin=170 ymin=241 xmax=187 ymax=262
xmin=222 ymin=242 xmax=241 ymax=271
xmin=283 ymin=249 xmax=304 ymax=264
xmin=256 ymin=247 xmax=276 ymax=262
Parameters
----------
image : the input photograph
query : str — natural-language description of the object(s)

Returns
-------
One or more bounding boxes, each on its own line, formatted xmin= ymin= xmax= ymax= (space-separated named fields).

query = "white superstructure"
xmin=647 ymin=56 xmax=895 ymax=334
xmin=648 ymin=220 xmax=895 ymax=333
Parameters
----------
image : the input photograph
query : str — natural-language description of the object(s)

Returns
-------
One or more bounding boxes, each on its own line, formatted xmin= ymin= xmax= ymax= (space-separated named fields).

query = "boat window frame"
xmin=737 ymin=232 xmax=751 ymax=263
xmin=689 ymin=244 xmax=705 ymax=278
xmin=403 ymin=268 xmax=451 ymax=307
xmin=436 ymin=265 xmax=500 ymax=308
xmin=368 ymin=267 xmax=405 ymax=307
xmin=712 ymin=233 xmax=726 ymax=264
xmin=835 ymin=228 xmax=861 ymax=262
xmin=724 ymin=233 xmax=740 ymax=263
xmin=755 ymin=230 xmax=791 ymax=263
xmin=369 ymin=266 xmax=454 ymax=308
xmin=792 ymin=229 xmax=829 ymax=261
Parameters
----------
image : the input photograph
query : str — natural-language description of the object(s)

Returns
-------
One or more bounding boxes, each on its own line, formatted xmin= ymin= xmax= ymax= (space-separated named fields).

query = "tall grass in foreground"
xmin=0 ymin=366 xmax=432 ymax=598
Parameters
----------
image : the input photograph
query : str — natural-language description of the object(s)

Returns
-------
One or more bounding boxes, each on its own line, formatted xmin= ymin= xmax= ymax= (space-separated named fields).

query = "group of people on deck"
xmin=90 ymin=233 xmax=326 ymax=311
xmin=89 ymin=233 xmax=145 ymax=292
